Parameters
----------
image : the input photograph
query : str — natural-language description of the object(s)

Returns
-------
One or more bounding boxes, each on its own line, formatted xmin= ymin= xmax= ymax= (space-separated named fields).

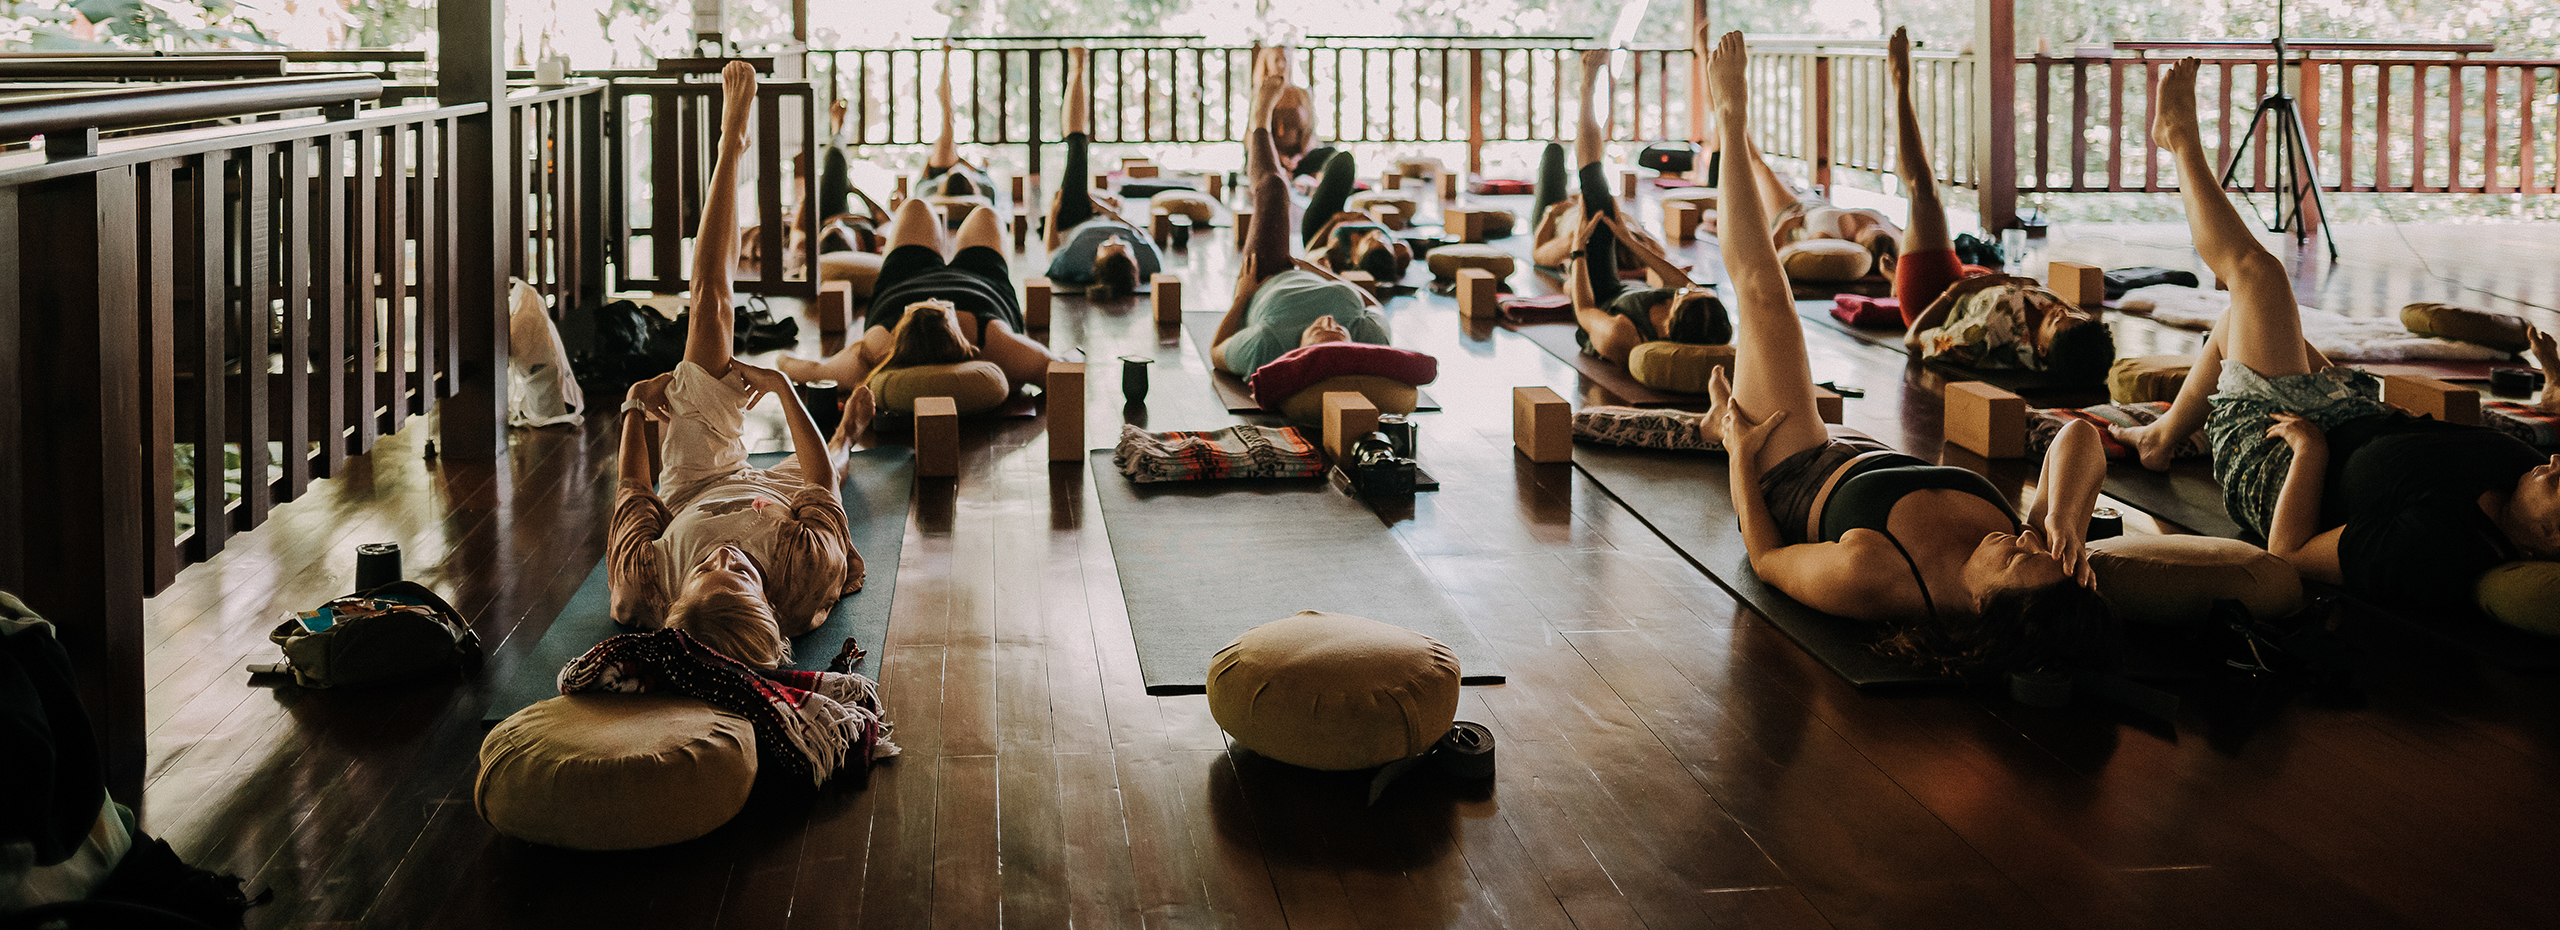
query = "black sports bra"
xmin=1820 ymin=461 xmax=2019 ymax=621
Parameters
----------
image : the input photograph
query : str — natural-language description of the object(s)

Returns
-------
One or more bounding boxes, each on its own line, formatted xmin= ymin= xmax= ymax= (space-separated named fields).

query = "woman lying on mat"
xmin=1304 ymin=210 xmax=1412 ymax=284
xmin=1211 ymin=48 xmax=1395 ymax=380
xmin=2102 ymin=59 xmax=2560 ymax=611
xmin=1566 ymin=46 xmax=1729 ymax=366
xmin=610 ymin=62 xmax=873 ymax=669
xmin=1044 ymin=47 xmax=1162 ymax=301
xmin=777 ymin=193 xmax=1063 ymax=395
xmin=1701 ymin=32 xmax=2111 ymax=672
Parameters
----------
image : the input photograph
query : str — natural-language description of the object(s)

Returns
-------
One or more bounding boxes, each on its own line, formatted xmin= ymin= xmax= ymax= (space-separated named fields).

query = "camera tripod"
xmin=2217 ymin=1 xmax=2338 ymax=260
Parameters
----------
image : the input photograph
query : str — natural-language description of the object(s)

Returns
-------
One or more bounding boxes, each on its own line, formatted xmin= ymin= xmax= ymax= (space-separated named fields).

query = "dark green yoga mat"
xmin=1087 ymin=451 xmax=1503 ymax=695
xmin=1567 ymin=441 xmax=1951 ymax=689
xmin=482 ymin=447 xmax=915 ymax=724
xmin=1178 ymin=311 xmax=1440 ymax=414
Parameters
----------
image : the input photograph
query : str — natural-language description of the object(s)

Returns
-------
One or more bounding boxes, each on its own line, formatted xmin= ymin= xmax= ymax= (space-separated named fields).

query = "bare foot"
xmin=1706 ymin=31 xmax=1751 ymax=118
xmin=2151 ymin=58 xmax=2201 ymax=156
xmin=1701 ymin=365 xmax=1736 ymax=447
xmin=2530 ymin=326 xmax=2560 ymax=412
xmin=2108 ymin=421 xmax=2183 ymax=472
xmin=1887 ymin=27 xmax=1912 ymax=89
xmin=721 ymin=60 xmax=757 ymax=141
xmin=839 ymin=383 xmax=877 ymax=443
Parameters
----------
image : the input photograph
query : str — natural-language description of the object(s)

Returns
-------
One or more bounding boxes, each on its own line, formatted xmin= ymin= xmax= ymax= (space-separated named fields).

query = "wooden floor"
xmin=134 ymin=205 xmax=2560 ymax=929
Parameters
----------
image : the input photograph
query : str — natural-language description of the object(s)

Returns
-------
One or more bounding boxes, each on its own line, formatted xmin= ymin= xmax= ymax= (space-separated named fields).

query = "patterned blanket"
xmin=560 ymin=628 xmax=896 ymax=787
xmin=2028 ymin=401 xmax=2208 ymax=460
xmin=1573 ymin=406 xmax=1722 ymax=452
xmin=1111 ymin=424 xmax=1326 ymax=482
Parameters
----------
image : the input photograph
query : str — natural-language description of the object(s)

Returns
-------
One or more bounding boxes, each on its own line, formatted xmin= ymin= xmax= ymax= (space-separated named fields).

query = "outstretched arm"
xmin=2024 ymin=419 xmax=2107 ymax=583
xmin=684 ymin=61 xmax=758 ymax=378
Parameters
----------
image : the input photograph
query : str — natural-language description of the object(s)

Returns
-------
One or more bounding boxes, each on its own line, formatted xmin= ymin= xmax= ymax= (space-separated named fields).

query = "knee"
xmin=2227 ymin=251 xmax=2287 ymax=284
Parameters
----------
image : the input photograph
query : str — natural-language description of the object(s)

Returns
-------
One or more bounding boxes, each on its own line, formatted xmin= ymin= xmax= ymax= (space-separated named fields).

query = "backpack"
xmin=266 ymin=582 xmax=480 ymax=689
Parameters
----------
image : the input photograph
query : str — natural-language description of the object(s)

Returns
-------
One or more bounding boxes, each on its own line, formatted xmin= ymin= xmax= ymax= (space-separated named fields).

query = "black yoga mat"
xmin=2102 ymin=462 xmax=2249 ymax=541
xmin=1178 ymin=311 xmax=1440 ymax=415
xmin=483 ymin=447 xmax=916 ymax=724
xmin=1566 ymin=441 xmax=1950 ymax=689
xmin=1505 ymin=321 xmax=1712 ymax=409
xmin=1087 ymin=450 xmax=1503 ymax=695
xmin=1794 ymin=300 xmax=2108 ymax=401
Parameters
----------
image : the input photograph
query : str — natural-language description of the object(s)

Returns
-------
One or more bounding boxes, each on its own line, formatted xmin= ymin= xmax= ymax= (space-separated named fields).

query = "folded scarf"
xmin=1112 ymin=424 xmax=1325 ymax=483
xmin=559 ymin=628 xmax=896 ymax=787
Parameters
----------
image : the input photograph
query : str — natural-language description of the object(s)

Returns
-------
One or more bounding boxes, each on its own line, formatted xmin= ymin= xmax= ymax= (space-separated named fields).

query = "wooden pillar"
xmin=1466 ymin=49 xmax=1485 ymax=176
xmin=1975 ymin=0 xmax=2019 ymax=229
xmin=439 ymin=0 xmax=512 ymax=458
xmin=1688 ymin=0 xmax=1709 ymax=146
xmin=1 ymin=168 xmax=150 ymax=803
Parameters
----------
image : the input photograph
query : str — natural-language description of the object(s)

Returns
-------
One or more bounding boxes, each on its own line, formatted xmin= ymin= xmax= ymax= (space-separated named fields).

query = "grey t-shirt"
xmin=1045 ymin=220 xmax=1162 ymax=290
xmin=1220 ymin=269 xmax=1392 ymax=375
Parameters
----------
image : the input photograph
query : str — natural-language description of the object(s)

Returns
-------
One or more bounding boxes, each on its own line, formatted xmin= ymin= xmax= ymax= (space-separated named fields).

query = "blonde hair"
xmin=667 ymin=588 xmax=788 ymax=668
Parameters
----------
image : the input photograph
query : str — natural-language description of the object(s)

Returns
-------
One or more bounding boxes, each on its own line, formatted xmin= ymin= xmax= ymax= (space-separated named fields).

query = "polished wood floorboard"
xmin=135 ymin=206 xmax=2560 ymax=929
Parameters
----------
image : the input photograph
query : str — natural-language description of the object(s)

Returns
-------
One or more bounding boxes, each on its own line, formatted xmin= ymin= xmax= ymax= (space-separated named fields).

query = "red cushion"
xmin=1468 ymin=178 xmax=1534 ymax=195
xmin=1832 ymin=294 xmax=1903 ymax=328
xmin=1249 ymin=343 xmax=1438 ymax=410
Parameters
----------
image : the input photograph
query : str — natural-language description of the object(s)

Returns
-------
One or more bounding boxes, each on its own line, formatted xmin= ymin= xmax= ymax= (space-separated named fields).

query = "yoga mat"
xmin=483 ymin=447 xmax=916 ymax=724
xmin=1087 ymin=450 xmax=1504 ymax=695
xmin=1178 ymin=311 xmax=1440 ymax=415
xmin=1794 ymin=300 xmax=2108 ymax=400
xmin=2103 ymin=463 xmax=2249 ymax=541
xmin=1566 ymin=441 xmax=1950 ymax=689
xmin=1505 ymin=321 xmax=1711 ymax=409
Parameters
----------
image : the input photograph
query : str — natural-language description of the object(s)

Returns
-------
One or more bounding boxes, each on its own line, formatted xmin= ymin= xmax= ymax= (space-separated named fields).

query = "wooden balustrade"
xmin=608 ymin=78 xmax=819 ymax=298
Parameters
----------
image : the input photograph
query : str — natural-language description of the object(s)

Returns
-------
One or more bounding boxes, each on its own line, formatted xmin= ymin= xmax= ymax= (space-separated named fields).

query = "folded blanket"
xmin=560 ymin=629 xmax=896 ymax=788
xmin=2486 ymin=401 xmax=2560 ymax=448
xmin=2117 ymin=285 xmax=2510 ymax=362
xmin=1573 ymin=406 xmax=1722 ymax=452
xmin=1498 ymin=294 xmax=1576 ymax=325
xmin=1112 ymin=424 xmax=1326 ymax=482
xmin=1831 ymin=294 xmax=1903 ymax=329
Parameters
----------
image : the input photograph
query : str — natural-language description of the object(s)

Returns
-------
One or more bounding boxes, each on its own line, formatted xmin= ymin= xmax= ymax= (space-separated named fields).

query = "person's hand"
xmin=624 ymin=373 xmax=674 ymax=421
xmin=1723 ymin=406 xmax=1786 ymax=470
xmin=2265 ymin=411 xmax=2324 ymax=452
xmin=732 ymin=362 xmax=793 ymax=409
xmin=2035 ymin=515 xmax=2098 ymax=588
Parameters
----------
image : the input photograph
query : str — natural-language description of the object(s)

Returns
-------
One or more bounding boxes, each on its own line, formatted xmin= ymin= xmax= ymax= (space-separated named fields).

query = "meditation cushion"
xmin=1626 ymin=341 xmax=1736 ymax=394
xmin=1277 ymin=375 xmax=1421 ymax=423
xmin=2475 ymin=561 xmax=2560 ymax=637
xmin=476 ymin=693 xmax=758 ymax=850
xmin=1468 ymin=178 xmax=1533 ymax=195
xmin=1207 ymin=610 xmax=1461 ymax=771
xmin=2086 ymin=535 xmax=2305 ymax=627
xmin=866 ymin=360 xmax=1010 ymax=414
xmin=818 ymin=251 xmax=884 ymax=297
xmin=2108 ymin=355 xmax=2193 ymax=404
xmin=1425 ymin=243 xmax=1517 ymax=282
xmin=1151 ymin=190 xmax=1218 ymax=223
xmin=1777 ymin=238 xmax=1873 ymax=282
xmin=2401 ymin=302 xmax=2528 ymax=353
xmin=1250 ymin=342 xmax=1438 ymax=411
xmin=1346 ymin=190 xmax=1417 ymax=213
xmin=1474 ymin=208 xmax=1518 ymax=240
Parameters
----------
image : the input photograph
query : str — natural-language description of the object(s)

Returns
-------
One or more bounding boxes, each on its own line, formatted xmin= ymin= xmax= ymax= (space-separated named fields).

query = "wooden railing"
xmin=1745 ymin=42 xmax=1977 ymax=194
xmin=608 ymin=77 xmax=819 ymax=298
xmin=2020 ymin=42 xmax=2560 ymax=196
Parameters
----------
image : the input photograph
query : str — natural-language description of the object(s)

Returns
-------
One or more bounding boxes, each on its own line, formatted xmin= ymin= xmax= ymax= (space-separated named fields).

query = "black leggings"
xmin=1578 ymin=162 xmax=1628 ymax=302
xmin=1301 ymin=150 xmax=1357 ymax=247
xmin=1056 ymin=132 xmax=1095 ymax=233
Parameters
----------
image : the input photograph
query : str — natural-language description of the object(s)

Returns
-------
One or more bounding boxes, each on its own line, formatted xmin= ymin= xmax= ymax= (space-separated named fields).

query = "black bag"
xmin=267 ymin=581 xmax=480 ymax=689
xmin=1636 ymin=141 xmax=1697 ymax=174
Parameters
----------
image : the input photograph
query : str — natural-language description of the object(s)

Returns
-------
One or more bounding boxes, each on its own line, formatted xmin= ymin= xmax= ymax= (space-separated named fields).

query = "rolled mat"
xmin=1565 ymin=441 xmax=1950 ymax=689
xmin=1087 ymin=450 xmax=1502 ymax=695
xmin=1178 ymin=311 xmax=1439 ymax=414
xmin=1503 ymin=321 xmax=1710 ymax=409
xmin=482 ymin=447 xmax=915 ymax=724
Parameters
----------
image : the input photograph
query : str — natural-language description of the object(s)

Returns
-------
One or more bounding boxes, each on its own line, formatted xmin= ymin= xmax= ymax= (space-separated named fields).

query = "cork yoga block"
xmin=1046 ymin=362 xmax=1085 ymax=462
xmin=1513 ymin=386 xmax=1572 ymax=463
xmin=1943 ymin=381 xmax=2027 ymax=459
xmin=913 ymin=396 xmax=960 ymax=477
xmin=1322 ymin=392 xmax=1380 ymax=464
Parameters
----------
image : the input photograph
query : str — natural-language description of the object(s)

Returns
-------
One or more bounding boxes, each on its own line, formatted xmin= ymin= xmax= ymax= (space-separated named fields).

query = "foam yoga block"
xmin=1233 ymin=210 xmax=1254 ymax=251
xmin=1514 ymin=386 xmax=1572 ymax=463
xmin=1151 ymin=208 xmax=1175 ymax=244
xmin=1047 ymin=362 xmax=1084 ymax=463
xmin=1665 ymin=200 xmax=1701 ymax=242
xmin=1455 ymin=268 xmax=1500 ymax=320
xmin=476 ymin=694 xmax=758 ymax=850
xmin=1151 ymin=274 xmax=1183 ymax=323
xmin=1323 ymin=391 xmax=1380 ymax=463
xmin=1023 ymin=277 xmax=1053 ymax=328
xmin=2383 ymin=373 xmax=2482 ymax=426
xmin=914 ymin=396 xmax=959 ymax=477
xmin=2047 ymin=260 xmax=2105 ymax=307
xmin=1945 ymin=381 xmax=2027 ymax=458
xmin=1206 ymin=610 xmax=1461 ymax=771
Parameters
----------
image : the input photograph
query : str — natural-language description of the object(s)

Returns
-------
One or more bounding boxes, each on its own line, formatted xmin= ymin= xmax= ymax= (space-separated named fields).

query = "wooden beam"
xmin=438 ymin=0 xmax=511 ymax=458
xmin=1975 ymin=0 xmax=2019 ymax=228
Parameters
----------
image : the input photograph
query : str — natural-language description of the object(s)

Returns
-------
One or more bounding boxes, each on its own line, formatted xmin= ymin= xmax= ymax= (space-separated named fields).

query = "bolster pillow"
xmin=1777 ymin=238 xmax=1874 ymax=283
xmin=1249 ymin=342 xmax=1438 ymax=411
xmin=866 ymin=360 xmax=1011 ymax=414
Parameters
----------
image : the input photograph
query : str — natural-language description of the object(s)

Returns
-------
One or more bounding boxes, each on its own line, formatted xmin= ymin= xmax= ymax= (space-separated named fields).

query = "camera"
xmin=1350 ymin=431 xmax=1418 ymax=495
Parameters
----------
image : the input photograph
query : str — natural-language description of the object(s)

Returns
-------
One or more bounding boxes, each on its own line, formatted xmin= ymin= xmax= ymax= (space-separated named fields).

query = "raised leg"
xmin=1707 ymin=31 xmax=1830 ymax=464
xmin=929 ymin=42 xmax=959 ymax=172
xmin=1048 ymin=48 xmax=1094 ymax=249
xmin=1888 ymin=28 xmax=1950 ymax=256
xmin=683 ymin=62 xmax=759 ymax=378
xmin=1222 ymin=51 xmax=1299 ymax=339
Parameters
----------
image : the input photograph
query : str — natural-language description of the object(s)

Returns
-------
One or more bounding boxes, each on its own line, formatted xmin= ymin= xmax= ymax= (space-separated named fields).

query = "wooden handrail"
xmin=0 ymin=57 xmax=289 ymax=79
xmin=2111 ymin=39 xmax=2497 ymax=55
xmin=0 ymin=74 xmax=383 ymax=144
xmin=0 ymin=49 xmax=426 ymax=62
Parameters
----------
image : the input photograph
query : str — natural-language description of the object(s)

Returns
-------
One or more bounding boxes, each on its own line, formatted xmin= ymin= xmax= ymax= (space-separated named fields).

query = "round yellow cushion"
xmin=1475 ymin=208 xmax=1517 ymax=240
xmin=2475 ymin=561 xmax=2560 ymax=637
xmin=1626 ymin=341 xmax=1736 ymax=394
xmin=1207 ymin=610 xmax=1461 ymax=771
xmin=2086 ymin=535 xmax=2305 ymax=627
xmin=1425 ymin=244 xmax=1516 ymax=282
xmin=866 ymin=360 xmax=1011 ymax=414
xmin=1778 ymin=238 xmax=1873 ymax=282
xmin=818 ymin=251 xmax=883 ymax=297
xmin=1276 ymin=374 xmax=1419 ymax=424
xmin=476 ymin=693 xmax=758 ymax=850
xmin=1150 ymin=190 xmax=1217 ymax=222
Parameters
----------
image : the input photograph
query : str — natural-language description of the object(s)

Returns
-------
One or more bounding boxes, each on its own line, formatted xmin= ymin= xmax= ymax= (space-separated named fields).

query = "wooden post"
xmin=1689 ymin=0 xmax=1709 ymax=146
xmin=1975 ymin=0 xmax=2019 ymax=229
xmin=914 ymin=396 xmax=959 ymax=476
xmin=1047 ymin=362 xmax=1085 ymax=461
xmin=815 ymin=280 xmax=852 ymax=332
xmin=1467 ymin=49 xmax=1486 ymax=175
xmin=438 ymin=0 xmax=510 ymax=458
xmin=1807 ymin=54 xmax=1834 ymax=194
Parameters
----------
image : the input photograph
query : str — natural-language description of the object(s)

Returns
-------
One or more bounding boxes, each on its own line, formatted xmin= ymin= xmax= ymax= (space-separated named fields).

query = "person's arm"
xmin=1724 ymin=405 xmax=1898 ymax=616
xmin=2026 ymin=419 xmax=2107 ymax=583
xmin=608 ymin=408 xmax=672 ymax=627
xmin=2262 ymin=412 xmax=2345 ymax=582
xmin=738 ymin=362 xmax=835 ymax=490
xmin=1596 ymin=212 xmax=1692 ymax=286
